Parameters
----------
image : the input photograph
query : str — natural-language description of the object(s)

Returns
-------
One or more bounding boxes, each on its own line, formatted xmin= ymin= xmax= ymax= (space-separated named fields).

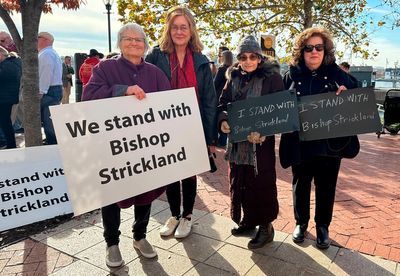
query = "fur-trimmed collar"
xmin=226 ymin=57 xmax=280 ymax=81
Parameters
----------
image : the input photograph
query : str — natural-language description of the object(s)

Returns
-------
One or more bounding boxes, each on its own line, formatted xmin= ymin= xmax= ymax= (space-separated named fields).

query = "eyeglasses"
xmin=238 ymin=54 xmax=259 ymax=62
xmin=171 ymin=25 xmax=189 ymax=33
xmin=121 ymin=37 xmax=145 ymax=43
xmin=303 ymin=44 xmax=324 ymax=52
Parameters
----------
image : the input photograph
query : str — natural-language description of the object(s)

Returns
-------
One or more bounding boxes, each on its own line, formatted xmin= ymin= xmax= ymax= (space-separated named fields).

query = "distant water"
xmin=375 ymin=80 xmax=399 ymax=89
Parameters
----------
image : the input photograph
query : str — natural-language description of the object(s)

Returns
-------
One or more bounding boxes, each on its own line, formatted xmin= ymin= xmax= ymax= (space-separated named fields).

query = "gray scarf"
xmin=225 ymin=73 xmax=264 ymax=167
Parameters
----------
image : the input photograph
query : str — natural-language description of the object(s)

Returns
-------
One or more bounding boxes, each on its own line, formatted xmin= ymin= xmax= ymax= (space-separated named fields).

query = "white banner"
xmin=50 ymin=88 xmax=210 ymax=216
xmin=0 ymin=145 xmax=73 ymax=231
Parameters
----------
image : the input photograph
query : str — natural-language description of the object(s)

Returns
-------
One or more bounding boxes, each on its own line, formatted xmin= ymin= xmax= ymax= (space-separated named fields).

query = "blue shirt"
xmin=38 ymin=46 xmax=62 ymax=94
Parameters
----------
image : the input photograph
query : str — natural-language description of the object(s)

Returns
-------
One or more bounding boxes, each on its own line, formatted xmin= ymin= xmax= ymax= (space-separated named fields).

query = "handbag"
xmin=326 ymin=135 xmax=360 ymax=159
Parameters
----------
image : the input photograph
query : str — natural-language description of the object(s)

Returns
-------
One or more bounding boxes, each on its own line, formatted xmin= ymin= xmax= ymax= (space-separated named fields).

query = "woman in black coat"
xmin=218 ymin=35 xmax=284 ymax=249
xmin=0 ymin=47 xmax=21 ymax=149
xmin=279 ymin=27 xmax=358 ymax=249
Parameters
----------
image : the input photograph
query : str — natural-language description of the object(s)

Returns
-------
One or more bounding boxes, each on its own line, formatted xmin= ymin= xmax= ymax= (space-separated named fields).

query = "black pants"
xmin=166 ymin=176 xmax=197 ymax=218
xmin=292 ymin=156 xmax=341 ymax=227
xmin=102 ymin=203 xmax=151 ymax=247
xmin=0 ymin=103 xmax=16 ymax=149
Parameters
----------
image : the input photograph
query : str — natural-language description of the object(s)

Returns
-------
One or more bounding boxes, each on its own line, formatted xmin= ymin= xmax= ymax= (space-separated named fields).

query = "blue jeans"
xmin=41 ymin=86 xmax=62 ymax=145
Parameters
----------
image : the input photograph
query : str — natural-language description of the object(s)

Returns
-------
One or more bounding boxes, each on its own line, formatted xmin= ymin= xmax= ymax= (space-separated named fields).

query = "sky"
xmin=1 ymin=1 xmax=399 ymax=68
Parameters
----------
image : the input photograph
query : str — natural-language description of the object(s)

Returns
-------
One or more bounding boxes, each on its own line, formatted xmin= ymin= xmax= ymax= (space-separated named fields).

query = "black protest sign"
xmin=298 ymin=87 xmax=382 ymax=141
xmin=227 ymin=90 xmax=300 ymax=142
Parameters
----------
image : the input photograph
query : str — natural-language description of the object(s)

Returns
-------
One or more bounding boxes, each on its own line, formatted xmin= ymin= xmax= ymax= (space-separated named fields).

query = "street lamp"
xmin=103 ymin=0 xmax=114 ymax=53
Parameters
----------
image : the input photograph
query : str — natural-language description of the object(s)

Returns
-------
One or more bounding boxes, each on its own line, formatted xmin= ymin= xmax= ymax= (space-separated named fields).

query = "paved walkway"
xmin=192 ymin=133 xmax=400 ymax=262
xmin=1 ymin=200 xmax=399 ymax=275
xmin=1 ymin=133 xmax=399 ymax=275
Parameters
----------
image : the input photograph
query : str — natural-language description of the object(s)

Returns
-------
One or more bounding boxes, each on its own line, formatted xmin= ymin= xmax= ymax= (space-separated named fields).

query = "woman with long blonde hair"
xmin=146 ymin=6 xmax=217 ymax=239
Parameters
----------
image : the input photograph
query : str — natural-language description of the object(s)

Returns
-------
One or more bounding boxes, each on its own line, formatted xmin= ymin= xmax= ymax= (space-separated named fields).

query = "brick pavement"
xmin=181 ymin=133 xmax=400 ymax=262
xmin=1 ymin=133 xmax=399 ymax=275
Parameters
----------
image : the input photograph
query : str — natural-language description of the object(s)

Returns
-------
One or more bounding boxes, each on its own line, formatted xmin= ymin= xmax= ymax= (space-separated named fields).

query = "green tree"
xmin=0 ymin=0 xmax=83 ymax=147
xmin=117 ymin=0 xmax=387 ymax=59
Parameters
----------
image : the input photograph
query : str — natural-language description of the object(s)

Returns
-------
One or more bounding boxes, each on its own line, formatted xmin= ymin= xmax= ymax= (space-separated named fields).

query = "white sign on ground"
xmin=0 ymin=145 xmax=73 ymax=231
xmin=50 ymin=88 xmax=210 ymax=216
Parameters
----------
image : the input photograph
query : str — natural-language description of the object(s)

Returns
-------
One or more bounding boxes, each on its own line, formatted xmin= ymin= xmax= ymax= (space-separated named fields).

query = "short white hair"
xmin=117 ymin=23 xmax=149 ymax=53
xmin=38 ymin=32 xmax=54 ymax=43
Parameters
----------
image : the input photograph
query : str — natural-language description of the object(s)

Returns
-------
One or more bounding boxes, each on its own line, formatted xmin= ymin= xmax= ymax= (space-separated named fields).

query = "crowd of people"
xmin=0 ymin=5 xmax=361 ymax=268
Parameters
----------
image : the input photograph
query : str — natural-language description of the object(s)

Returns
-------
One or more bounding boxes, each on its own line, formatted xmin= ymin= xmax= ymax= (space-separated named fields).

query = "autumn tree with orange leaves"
xmin=0 ymin=0 xmax=84 ymax=146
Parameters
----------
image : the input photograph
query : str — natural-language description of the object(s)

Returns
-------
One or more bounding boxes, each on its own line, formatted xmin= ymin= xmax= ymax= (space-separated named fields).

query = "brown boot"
xmin=248 ymin=223 xmax=274 ymax=249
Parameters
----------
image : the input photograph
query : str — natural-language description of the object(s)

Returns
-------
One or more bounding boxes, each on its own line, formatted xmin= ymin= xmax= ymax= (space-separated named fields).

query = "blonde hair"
xmin=291 ymin=27 xmax=336 ymax=66
xmin=159 ymin=6 xmax=203 ymax=53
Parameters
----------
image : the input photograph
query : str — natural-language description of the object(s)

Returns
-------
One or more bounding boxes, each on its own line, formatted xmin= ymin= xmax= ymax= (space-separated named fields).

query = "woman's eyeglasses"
xmin=121 ymin=37 xmax=145 ymax=43
xmin=238 ymin=54 xmax=259 ymax=61
xmin=303 ymin=44 xmax=324 ymax=52
xmin=171 ymin=25 xmax=189 ymax=33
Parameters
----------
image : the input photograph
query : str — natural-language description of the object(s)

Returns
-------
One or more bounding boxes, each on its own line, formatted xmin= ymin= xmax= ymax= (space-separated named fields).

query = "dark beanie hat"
xmin=236 ymin=35 xmax=262 ymax=57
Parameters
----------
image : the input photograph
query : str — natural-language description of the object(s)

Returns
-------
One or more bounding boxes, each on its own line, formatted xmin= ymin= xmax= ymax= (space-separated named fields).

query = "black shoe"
xmin=316 ymin=225 xmax=330 ymax=249
xmin=231 ymin=224 xmax=256 ymax=236
xmin=292 ymin=223 xmax=308 ymax=243
xmin=248 ymin=223 xmax=274 ymax=249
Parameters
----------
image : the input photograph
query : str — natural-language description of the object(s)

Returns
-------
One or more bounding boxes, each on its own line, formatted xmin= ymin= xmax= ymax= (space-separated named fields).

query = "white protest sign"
xmin=50 ymin=88 xmax=210 ymax=216
xmin=0 ymin=145 xmax=73 ymax=231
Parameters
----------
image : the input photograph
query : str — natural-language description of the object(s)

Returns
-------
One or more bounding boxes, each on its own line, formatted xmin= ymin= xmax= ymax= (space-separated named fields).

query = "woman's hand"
xmin=247 ymin=132 xmax=266 ymax=144
xmin=221 ymin=121 xmax=231 ymax=134
xmin=125 ymin=85 xmax=146 ymax=100
xmin=336 ymin=85 xmax=347 ymax=95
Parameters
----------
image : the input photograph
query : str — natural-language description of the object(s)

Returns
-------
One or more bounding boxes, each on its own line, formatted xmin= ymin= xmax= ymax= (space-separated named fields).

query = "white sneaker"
xmin=174 ymin=217 xmax=192 ymax=238
xmin=133 ymin=238 xmax=157 ymax=258
xmin=106 ymin=245 xmax=124 ymax=267
xmin=159 ymin=216 xmax=180 ymax=237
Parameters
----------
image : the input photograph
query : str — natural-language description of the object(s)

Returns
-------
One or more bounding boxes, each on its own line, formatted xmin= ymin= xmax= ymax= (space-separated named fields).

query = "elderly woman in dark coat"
xmin=0 ymin=47 xmax=21 ymax=149
xmin=218 ymin=35 xmax=284 ymax=249
xmin=82 ymin=23 xmax=171 ymax=267
xmin=279 ymin=27 xmax=358 ymax=249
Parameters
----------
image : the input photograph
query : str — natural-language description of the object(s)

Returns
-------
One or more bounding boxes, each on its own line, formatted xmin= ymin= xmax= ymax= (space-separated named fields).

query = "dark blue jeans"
xmin=40 ymin=86 xmax=62 ymax=145
xmin=102 ymin=203 xmax=151 ymax=246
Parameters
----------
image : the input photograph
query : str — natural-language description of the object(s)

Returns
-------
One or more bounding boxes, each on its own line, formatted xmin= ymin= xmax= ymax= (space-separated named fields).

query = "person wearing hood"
xmin=279 ymin=27 xmax=358 ymax=250
xmin=146 ymin=6 xmax=217 ymax=240
xmin=218 ymin=35 xmax=284 ymax=249
xmin=79 ymin=49 xmax=104 ymax=86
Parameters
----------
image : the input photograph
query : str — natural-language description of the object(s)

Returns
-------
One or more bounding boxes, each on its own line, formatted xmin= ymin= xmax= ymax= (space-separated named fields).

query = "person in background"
xmin=37 ymin=31 xmax=63 ymax=145
xmin=79 ymin=49 xmax=103 ymax=86
xmin=218 ymin=46 xmax=229 ymax=65
xmin=0 ymin=31 xmax=24 ymax=134
xmin=146 ymin=6 xmax=217 ymax=239
xmin=62 ymin=56 xmax=74 ymax=104
xmin=214 ymin=50 xmax=233 ymax=147
xmin=0 ymin=46 xmax=21 ymax=149
xmin=82 ymin=23 xmax=171 ymax=267
xmin=218 ymin=35 xmax=283 ymax=249
xmin=339 ymin=61 xmax=350 ymax=73
xmin=279 ymin=27 xmax=358 ymax=249
xmin=0 ymin=31 xmax=18 ymax=53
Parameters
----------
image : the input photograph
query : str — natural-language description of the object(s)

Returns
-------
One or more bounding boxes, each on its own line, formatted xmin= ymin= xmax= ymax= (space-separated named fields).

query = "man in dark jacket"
xmin=0 ymin=46 xmax=21 ymax=149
